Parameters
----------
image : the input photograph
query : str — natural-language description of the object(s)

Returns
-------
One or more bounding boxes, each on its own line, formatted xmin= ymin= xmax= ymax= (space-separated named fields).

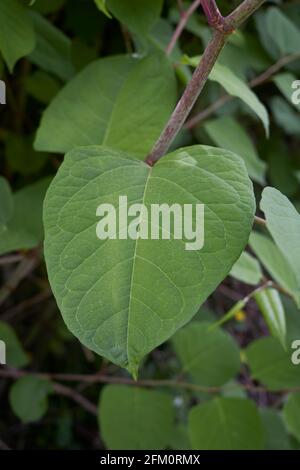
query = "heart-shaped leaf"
xmin=43 ymin=145 xmax=255 ymax=376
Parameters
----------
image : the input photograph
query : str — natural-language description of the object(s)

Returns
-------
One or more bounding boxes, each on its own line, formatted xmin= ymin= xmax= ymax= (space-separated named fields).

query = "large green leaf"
xmin=29 ymin=11 xmax=75 ymax=82
xmin=172 ymin=322 xmax=240 ymax=387
xmin=204 ymin=117 xmax=266 ymax=185
xmin=9 ymin=376 xmax=52 ymax=423
xmin=246 ymin=337 xmax=300 ymax=390
xmin=283 ymin=393 xmax=300 ymax=442
xmin=99 ymin=385 xmax=174 ymax=449
xmin=0 ymin=0 xmax=35 ymax=71
xmin=260 ymin=187 xmax=300 ymax=301
xmin=107 ymin=0 xmax=163 ymax=37
xmin=185 ymin=56 xmax=269 ymax=135
xmin=43 ymin=145 xmax=255 ymax=375
xmin=189 ymin=397 xmax=264 ymax=450
xmin=35 ymin=52 xmax=176 ymax=158
xmin=0 ymin=178 xmax=51 ymax=256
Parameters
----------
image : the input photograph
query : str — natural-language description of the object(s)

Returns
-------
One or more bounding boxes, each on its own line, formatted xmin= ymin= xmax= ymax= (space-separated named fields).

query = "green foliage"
xmin=9 ymin=376 xmax=52 ymax=423
xmin=0 ymin=321 xmax=29 ymax=367
xmin=189 ymin=397 xmax=264 ymax=450
xmin=99 ymin=385 xmax=175 ymax=450
xmin=43 ymin=145 xmax=254 ymax=375
xmin=230 ymin=251 xmax=262 ymax=285
xmin=246 ymin=337 xmax=300 ymax=390
xmin=254 ymin=288 xmax=286 ymax=348
xmin=172 ymin=322 xmax=240 ymax=387
xmin=261 ymin=187 xmax=300 ymax=305
xmin=204 ymin=116 xmax=266 ymax=184
xmin=283 ymin=393 xmax=300 ymax=442
xmin=0 ymin=0 xmax=35 ymax=71
xmin=35 ymin=53 xmax=176 ymax=157
xmin=0 ymin=178 xmax=50 ymax=255
xmin=0 ymin=0 xmax=300 ymax=452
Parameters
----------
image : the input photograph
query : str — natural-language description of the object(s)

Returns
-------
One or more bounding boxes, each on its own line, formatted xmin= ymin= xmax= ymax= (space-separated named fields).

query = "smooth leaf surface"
xmin=250 ymin=231 xmax=299 ymax=305
xmin=29 ymin=11 xmax=75 ymax=81
xmin=260 ymin=187 xmax=300 ymax=300
xmin=246 ymin=337 xmax=300 ymax=390
xmin=0 ymin=178 xmax=50 ymax=256
xmin=189 ymin=397 xmax=264 ymax=450
xmin=107 ymin=0 xmax=163 ymax=37
xmin=9 ymin=376 xmax=52 ymax=423
xmin=204 ymin=116 xmax=266 ymax=184
xmin=254 ymin=288 xmax=286 ymax=349
xmin=43 ymin=145 xmax=255 ymax=374
xmin=274 ymin=72 xmax=300 ymax=111
xmin=230 ymin=251 xmax=262 ymax=285
xmin=266 ymin=7 xmax=300 ymax=55
xmin=185 ymin=56 xmax=269 ymax=135
xmin=173 ymin=322 xmax=240 ymax=387
xmin=94 ymin=0 xmax=111 ymax=18
xmin=99 ymin=385 xmax=174 ymax=450
xmin=35 ymin=52 xmax=176 ymax=157
xmin=261 ymin=409 xmax=291 ymax=450
xmin=283 ymin=393 xmax=300 ymax=442
xmin=0 ymin=0 xmax=35 ymax=71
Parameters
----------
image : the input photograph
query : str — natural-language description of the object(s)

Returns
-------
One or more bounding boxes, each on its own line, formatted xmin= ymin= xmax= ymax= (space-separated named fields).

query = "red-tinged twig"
xmin=146 ymin=0 xmax=267 ymax=165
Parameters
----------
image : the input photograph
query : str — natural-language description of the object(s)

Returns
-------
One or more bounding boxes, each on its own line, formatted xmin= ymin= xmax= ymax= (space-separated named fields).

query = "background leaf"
xmin=9 ymin=376 xmax=52 ymax=423
xmin=189 ymin=397 xmax=264 ymax=450
xmin=173 ymin=321 xmax=240 ymax=387
xmin=99 ymin=385 xmax=175 ymax=450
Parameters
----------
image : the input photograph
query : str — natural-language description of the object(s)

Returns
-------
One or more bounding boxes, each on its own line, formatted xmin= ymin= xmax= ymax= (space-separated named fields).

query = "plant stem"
xmin=147 ymin=30 xmax=226 ymax=165
xmin=185 ymin=52 xmax=300 ymax=129
xmin=146 ymin=0 xmax=267 ymax=165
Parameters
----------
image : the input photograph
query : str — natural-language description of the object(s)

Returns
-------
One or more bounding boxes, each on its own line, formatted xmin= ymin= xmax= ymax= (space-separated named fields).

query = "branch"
xmin=1 ymin=366 xmax=298 ymax=397
xmin=185 ymin=52 xmax=300 ymax=129
xmin=146 ymin=0 xmax=267 ymax=165
xmin=166 ymin=0 xmax=202 ymax=56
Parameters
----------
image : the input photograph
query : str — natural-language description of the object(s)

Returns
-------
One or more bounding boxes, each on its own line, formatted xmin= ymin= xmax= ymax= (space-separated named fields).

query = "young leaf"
xmin=99 ymin=385 xmax=175 ymax=450
xmin=9 ymin=376 xmax=52 ymax=423
xmin=254 ymin=288 xmax=286 ymax=349
xmin=0 ymin=0 xmax=35 ymax=71
xmin=283 ymin=393 xmax=300 ymax=442
xmin=0 ymin=321 xmax=29 ymax=368
xmin=34 ymin=52 xmax=177 ymax=158
xmin=246 ymin=337 xmax=300 ymax=390
xmin=260 ymin=187 xmax=300 ymax=301
xmin=172 ymin=322 xmax=240 ymax=387
xmin=94 ymin=0 xmax=111 ymax=18
xmin=184 ymin=56 xmax=269 ymax=135
xmin=204 ymin=117 xmax=266 ymax=185
xmin=107 ymin=0 xmax=163 ymax=37
xmin=230 ymin=251 xmax=262 ymax=286
xmin=43 ymin=145 xmax=255 ymax=375
xmin=189 ymin=397 xmax=264 ymax=450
